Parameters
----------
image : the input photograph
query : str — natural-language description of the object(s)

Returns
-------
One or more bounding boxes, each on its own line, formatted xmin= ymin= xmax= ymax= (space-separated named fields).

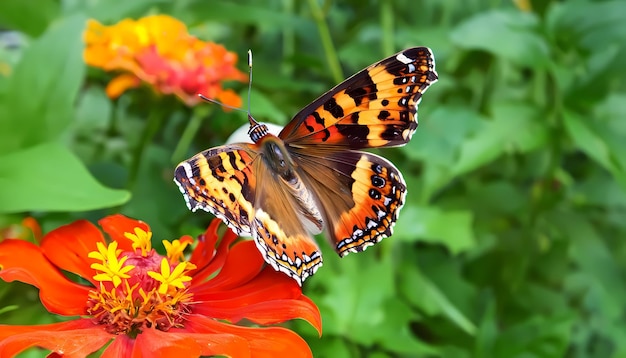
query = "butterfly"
xmin=174 ymin=47 xmax=438 ymax=285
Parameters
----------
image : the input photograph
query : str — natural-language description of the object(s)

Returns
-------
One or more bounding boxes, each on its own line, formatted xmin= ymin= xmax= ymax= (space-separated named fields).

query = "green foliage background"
xmin=1 ymin=0 xmax=626 ymax=357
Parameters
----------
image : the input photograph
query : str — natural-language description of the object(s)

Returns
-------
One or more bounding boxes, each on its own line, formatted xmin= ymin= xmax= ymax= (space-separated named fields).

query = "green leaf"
xmin=0 ymin=0 xmax=59 ymax=36
xmin=0 ymin=142 xmax=130 ymax=213
xmin=563 ymin=109 xmax=626 ymax=189
xmin=452 ymin=102 xmax=547 ymax=177
xmin=547 ymin=0 xmax=626 ymax=52
xmin=450 ymin=10 xmax=550 ymax=69
xmin=400 ymin=266 xmax=477 ymax=335
xmin=0 ymin=14 xmax=86 ymax=154
xmin=394 ymin=205 xmax=476 ymax=254
xmin=179 ymin=2 xmax=300 ymax=27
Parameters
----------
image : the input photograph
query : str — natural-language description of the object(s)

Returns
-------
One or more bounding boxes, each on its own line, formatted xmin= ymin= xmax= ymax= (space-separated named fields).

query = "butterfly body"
xmin=175 ymin=47 xmax=438 ymax=285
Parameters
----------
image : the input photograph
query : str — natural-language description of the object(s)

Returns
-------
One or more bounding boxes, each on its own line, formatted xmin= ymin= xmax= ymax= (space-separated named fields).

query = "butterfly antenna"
xmin=246 ymin=49 xmax=268 ymax=142
xmin=197 ymin=94 xmax=247 ymax=113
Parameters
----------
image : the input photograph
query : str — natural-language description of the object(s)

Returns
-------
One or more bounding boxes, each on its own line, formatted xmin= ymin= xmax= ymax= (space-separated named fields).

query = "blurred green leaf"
xmin=400 ymin=267 xmax=477 ymax=335
xmin=0 ymin=142 xmax=130 ymax=213
xmin=0 ymin=14 xmax=86 ymax=154
xmin=0 ymin=0 xmax=59 ymax=36
xmin=76 ymin=0 xmax=161 ymax=23
xmin=453 ymin=102 xmax=547 ymax=177
xmin=547 ymin=0 xmax=626 ymax=52
xmin=180 ymin=2 xmax=300 ymax=27
xmin=394 ymin=205 xmax=476 ymax=254
xmin=450 ymin=10 xmax=550 ymax=69
xmin=492 ymin=315 xmax=572 ymax=358
xmin=563 ymin=110 xmax=626 ymax=189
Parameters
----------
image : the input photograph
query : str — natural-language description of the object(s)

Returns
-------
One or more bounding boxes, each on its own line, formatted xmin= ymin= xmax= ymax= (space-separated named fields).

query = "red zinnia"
xmin=0 ymin=215 xmax=321 ymax=357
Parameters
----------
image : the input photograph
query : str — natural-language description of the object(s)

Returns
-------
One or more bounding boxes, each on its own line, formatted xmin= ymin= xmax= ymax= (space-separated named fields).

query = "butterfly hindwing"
xmin=252 ymin=163 xmax=323 ymax=285
xmin=174 ymin=144 xmax=259 ymax=236
xmin=279 ymin=47 xmax=438 ymax=149
xmin=292 ymin=148 xmax=406 ymax=256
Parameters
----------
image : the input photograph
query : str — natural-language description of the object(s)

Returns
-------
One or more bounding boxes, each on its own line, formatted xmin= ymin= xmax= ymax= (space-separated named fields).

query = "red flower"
xmin=0 ymin=215 xmax=321 ymax=357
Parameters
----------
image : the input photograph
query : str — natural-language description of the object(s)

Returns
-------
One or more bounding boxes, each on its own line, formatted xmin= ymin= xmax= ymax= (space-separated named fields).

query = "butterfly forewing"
xmin=279 ymin=47 xmax=438 ymax=149
xmin=174 ymin=144 xmax=259 ymax=236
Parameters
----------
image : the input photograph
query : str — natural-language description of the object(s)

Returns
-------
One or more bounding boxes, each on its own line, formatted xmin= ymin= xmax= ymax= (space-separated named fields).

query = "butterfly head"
xmin=247 ymin=114 xmax=269 ymax=143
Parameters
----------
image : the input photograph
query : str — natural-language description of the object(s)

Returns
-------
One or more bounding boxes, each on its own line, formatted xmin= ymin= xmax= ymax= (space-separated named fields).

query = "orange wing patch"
xmin=331 ymin=153 xmax=405 ymax=256
xmin=279 ymin=47 xmax=438 ymax=149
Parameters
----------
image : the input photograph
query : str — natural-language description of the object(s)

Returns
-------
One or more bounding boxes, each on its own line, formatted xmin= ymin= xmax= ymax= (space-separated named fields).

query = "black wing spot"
xmin=371 ymin=175 xmax=385 ymax=188
xmin=378 ymin=110 xmax=390 ymax=120
xmin=324 ymin=97 xmax=344 ymax=119
xmin=369 ymin=188 xmax=382 ymax=200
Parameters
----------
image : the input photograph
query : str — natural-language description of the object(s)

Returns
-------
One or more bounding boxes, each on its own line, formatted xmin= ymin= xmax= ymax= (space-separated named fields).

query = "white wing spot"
xmin=396 ymin=52 xmax=413 ymax=64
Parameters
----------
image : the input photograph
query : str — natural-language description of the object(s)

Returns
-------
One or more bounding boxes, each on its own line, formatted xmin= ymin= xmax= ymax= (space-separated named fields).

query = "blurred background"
xmin=1 ymin=0 xmax=626 ymax=357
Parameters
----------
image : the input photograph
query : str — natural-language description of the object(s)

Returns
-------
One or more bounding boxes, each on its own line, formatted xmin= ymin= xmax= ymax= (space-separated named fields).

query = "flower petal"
xmin=0 ymin=239 xmax=91 ymax=315
xmin=131 ymin=328 xmax=209 ymax=358
xmin=182 ymin=314 xmax=313 ymax=358
xmin=190 ymin=222 xmax=239 ymax=283
xmin=193 ymin=268 xmax=322 ymax=335
xmin=0 ymin=319 xmax=112 ymax=357
xmin=193 ymin=240 xmax=263 ymax=291
xmin=98 ymin=214 xmax=150 ymax=252
xmin=105 ymin=74 xmax=141 ymax=99
xmin=40 ymin=219 xmax=105 ymax=283
xmin=101 ymin=335 xmax=135 ymax=358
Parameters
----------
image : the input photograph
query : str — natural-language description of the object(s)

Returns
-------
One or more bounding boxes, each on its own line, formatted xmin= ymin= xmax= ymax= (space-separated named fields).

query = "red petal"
xmin=193 ymin=268 xmax=321 ymax=335
xmin=101 ymin=335 xmax=135 ymax=358
xmin=132 ymin=328 xmax=203 ymax=358
xmin=191 ymin=224 xmax=240 ymax=283
xmin=40 ymin=220 xmax=104 ymax=284
xmin=0 ymin=319 xmax=112 ymax=357
xmin=0 ymin=240 xmax=91 ymax=315
xmin=195 ymin=298 xmax=322 ymax=336
xmin=183 ymin=314 xmax=313 ymax=358
xmin=98 ymin=214 xmax=150 ymax=252
xmin=193 ymin=240 xmax=263 ymax=291
xmin=188 ymin=219 xmax=221 ymax=268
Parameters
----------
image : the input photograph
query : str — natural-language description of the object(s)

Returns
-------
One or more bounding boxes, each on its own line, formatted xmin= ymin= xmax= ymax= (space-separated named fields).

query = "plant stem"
xmin=380 ymin=0 xmax=394 ymax=55
xmin=306 ymin=0 xmax=343 ymax=83
xmin=128 ymin=104 xmax=166 ymax=190
xmin=171 ymin=106 xmax=212 ymax=164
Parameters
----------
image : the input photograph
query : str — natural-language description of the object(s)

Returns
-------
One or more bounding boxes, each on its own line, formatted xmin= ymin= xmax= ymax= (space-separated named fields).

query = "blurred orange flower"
xmin=83 ymin=15 xmax=247 ymax=107
xmin=0 ymin=215 xmax=321 ymax=357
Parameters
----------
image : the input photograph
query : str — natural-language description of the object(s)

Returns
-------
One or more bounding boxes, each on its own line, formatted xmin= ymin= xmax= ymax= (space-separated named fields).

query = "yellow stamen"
xmin=147 ymin=259 xmax=195 ymax=294
xmin=163 ymin=237 xmax=192 ymax=262
xmin=89 ymin=241 xmax=135 ymax=287
xmin=124 ymin=227 xmax=152 ymax=256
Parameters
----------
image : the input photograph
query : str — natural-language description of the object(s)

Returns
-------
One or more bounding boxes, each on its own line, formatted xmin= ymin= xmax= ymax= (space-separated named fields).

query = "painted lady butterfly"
xmin=174 ymin=47 xmax=438 ymax=285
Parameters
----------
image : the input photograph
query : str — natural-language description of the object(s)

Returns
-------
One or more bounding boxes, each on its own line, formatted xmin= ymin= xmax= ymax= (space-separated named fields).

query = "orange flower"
xmin=0 ymin=215 xmax=321 ymax=357
xmin=83 ymin=15 xmax=247 ymax=107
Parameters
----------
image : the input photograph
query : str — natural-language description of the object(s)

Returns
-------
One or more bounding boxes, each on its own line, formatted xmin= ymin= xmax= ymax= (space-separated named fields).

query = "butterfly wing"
xmin=174 ymin=142 xmax=323 ymax=285
xmin=173 ymin=144 xmax=259 ymax=236
xmin=251 ymin=164 xmax=323 ymax=285
xmin=291 ymin=148 xmax=406 ymax=256
xmin=279 ymin=47 xmax=438 ymax=149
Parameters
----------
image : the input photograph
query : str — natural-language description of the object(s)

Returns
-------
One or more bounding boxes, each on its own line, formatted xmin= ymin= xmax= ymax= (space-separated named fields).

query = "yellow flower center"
xmin=87 ymin=228 xmax=195 ymax=336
